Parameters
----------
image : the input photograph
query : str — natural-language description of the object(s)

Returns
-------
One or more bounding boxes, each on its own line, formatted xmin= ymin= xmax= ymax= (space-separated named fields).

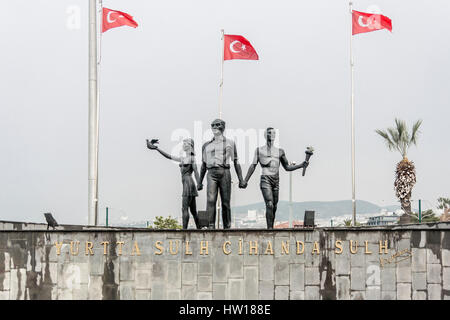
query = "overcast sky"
xmin=1 ymin=0 xmax=449 ymax=225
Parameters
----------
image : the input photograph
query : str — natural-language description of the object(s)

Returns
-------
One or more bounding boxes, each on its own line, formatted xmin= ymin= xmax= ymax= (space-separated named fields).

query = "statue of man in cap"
xmin=198 ymin=119 xmax=246 ymax=229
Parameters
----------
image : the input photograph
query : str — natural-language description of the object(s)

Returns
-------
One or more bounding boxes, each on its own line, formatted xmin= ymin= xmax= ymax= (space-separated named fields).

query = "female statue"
xmin=147 ymin=138 xmax=200 ymax=229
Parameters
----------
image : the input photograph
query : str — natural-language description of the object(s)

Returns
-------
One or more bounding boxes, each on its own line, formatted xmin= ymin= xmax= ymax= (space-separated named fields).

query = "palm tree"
xmin=375 ymin=118 xmax=422 ymax=215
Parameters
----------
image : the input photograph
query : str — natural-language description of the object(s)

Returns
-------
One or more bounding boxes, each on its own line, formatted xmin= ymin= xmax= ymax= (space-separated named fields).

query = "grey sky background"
xmin=1 ymin=0 xmax=449 ymax=225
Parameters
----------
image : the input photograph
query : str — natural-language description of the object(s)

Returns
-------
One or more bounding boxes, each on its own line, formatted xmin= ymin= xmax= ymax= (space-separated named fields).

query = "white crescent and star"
xmin=106 ymin=11 xmax=124 ymax=23
xmin=230 ymin=40 xmax=247 ymax=53
xmin=358 ymin=16 xmax=370 ymax=28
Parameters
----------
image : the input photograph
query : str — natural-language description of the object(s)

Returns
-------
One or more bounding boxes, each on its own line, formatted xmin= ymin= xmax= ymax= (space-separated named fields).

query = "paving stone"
xmin=396 ymin=283 xmax=411 ymax=300
xmin=259 ymin=280 xmax=274 ymax=300
xmin=274 ymin=286 xmax=289 ymax=300
xmin=304 ymin=286 xmax=319 ymax=300
xmin=427 ymin=264 xmax=441 ymax=284
xmin=244 ymin=266 xmax=258 ymax=299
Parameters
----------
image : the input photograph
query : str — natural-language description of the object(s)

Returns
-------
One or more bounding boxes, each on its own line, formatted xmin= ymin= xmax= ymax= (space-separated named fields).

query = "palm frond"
xmin=375 ymin=129 xmax=395 ymax=150
xmin=410 ymin=119 xmax=422 ymax=145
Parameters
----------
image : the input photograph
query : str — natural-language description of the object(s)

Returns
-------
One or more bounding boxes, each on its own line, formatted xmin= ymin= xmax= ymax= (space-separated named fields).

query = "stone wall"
xmin=0 ymin=222 xmax=449 ymax=300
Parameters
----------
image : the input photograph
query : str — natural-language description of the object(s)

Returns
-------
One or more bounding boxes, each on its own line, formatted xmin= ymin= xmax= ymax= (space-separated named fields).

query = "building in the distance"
xmin=366 ymin=212 xmax=400 ymax=226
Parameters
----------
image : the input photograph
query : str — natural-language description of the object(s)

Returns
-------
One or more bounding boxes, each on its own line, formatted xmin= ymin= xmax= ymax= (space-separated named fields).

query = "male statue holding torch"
xmin=243 ymin=127 xmax=310 ymax=229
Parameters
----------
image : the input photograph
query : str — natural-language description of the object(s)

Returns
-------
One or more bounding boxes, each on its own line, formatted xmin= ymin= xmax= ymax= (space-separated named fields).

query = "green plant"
xmin=375 ymin=118 xmax=422 ymax=214
xmin=408 ymin=209 xmax=440 ymax=223
xmin=437 ymin=197 xmax=450 ymax=210
xmin=148 ymin=216 xmax=182 ymax=229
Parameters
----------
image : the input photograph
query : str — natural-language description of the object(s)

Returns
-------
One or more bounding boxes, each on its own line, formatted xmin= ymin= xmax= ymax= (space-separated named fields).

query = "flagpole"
xmin=349 ymin=2 xmax=356 ymax=226
xmin=217 ymin=29 xmax=225 ymax=229
xmin=88 ymin=0 xmax=99 ymax=225
xmin=219 ymin=29 xmax=224 ymax=118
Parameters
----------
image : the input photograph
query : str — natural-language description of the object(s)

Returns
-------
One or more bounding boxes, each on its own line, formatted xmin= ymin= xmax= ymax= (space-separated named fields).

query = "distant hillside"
xmin=232 ymin=200 xmax=401 ymax=220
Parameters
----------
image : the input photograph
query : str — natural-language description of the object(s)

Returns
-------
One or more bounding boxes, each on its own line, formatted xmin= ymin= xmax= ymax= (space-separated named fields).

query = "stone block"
xmin=150 ymin=281 xmax=166 ymax=300
xmin=412 ymin=272 xmax=427 ymax=291
xmin=135 ymin=289 xmax=151 ymax=300
xmin=198 ymin=261 xmax=212 ymax=275
xmin=443 ymin=267 xmax=450 ymax=290
xmin=427 ymin=264 xmax=441 ymax=284
xmin=181 ymin=285 xmax=197 ymax=300
xmin=213 ymin=283 xmax=227 ymax=300
xmin=198 ymin=276 xmax=212 ymax=292
xmin=197 ymin=292 xmax=212 ymax=300
xmin=274 ymin=260 xmax=289 ymax=285
xmin=167 ymin=260 xmax=181 ymax=289
xmin=426 ymin=248 xmax=440 ymax=264
xmin=304 ymin=286 xmax=319 ymax=300
xmin=305 ymin=267 xmax=320 ymax=286
xmin=119 ymin=257 xmax=134 ymax=281
xmin=350 ymin=267 xmax=365 ymax=291
xmin=442 ymin=249 xmax=450 ymax=267
xmin=181 ymin=262 xmax=197 ymax=285
xmin=119 ymin=282 xmax=135 ymax=300
xmin=212 ymin=250 xmax=228 ymax=283
xmin=336 ymin=276 xmax=350 ymax=300
xmin=259 ymin=280 xmax=274 ymax=300
xmin=350 ymin=250 xmax=365 ymax=267
xmin=229 ymin=255 xmax=243 ymax=278
xmin=228 ymin=278 xmax=243 ymax=300
xmin=366 ymin=286 xmax=381 ymax=300
xmin=290 ymin=290 xmax=304 ymax=300
xmin=166 ymin=289 xmax=180 ymax=300
xmin=381 ymin=268 xmax=396 ymax=291
xmin=135 ymin=269 xmax=151 ymax=290
xmin=381 ymin=290 xmax=396 ymax=300
xmin=10 ymin=268 xmax=26 ymax=300
xmin=412 ymin=290 xmax=426 ymax=300
xmin=259 ymin=254 xmax=274 ymax=281
xmin=411 ymin=248 xmax=426 ymax=272
xmin=335 ymin=254 xmax=350 ymax=275
xmin=427 ymin=284 xmax=441 ymax=300
xmin=87 ymin=275 xmax=103 ymax=300
xmin=396 ymin=261 xmax=412 ymax=283
xmin=396 ymin=283 xmax=411 ymax=300
xmin=244 ymin=266 xmax=258 ymax=300
xmin=275 ymin=286 xmax=289 ymax=300
xmin=289 ymin=263 xmax=304 ymax=292
xmin=350 ymin=291 xmax=365 ymax=300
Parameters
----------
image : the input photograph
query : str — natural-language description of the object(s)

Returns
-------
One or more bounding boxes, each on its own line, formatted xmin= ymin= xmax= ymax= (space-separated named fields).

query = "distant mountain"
xmin=232 ymin=200 xmax=402 ymax=221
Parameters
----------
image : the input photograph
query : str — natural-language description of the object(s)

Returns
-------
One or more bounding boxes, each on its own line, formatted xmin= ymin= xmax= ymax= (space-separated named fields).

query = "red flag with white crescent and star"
xmin=224 ymin=35 xmax=259 ymax=61
xmin=352 ymin=10 xmax=392 ymax=35
xmin=102 ymin=7 xmax=138 ymax=33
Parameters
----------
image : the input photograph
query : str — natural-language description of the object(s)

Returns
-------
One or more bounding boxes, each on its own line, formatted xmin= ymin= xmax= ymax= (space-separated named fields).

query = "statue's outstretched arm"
xmin=244 ymin=164 xmax=257 ymax=184
xmin=280 ymin=150 xmax=308 ymax=172
xmin=146 ymin=140 xmax=181 ymax=162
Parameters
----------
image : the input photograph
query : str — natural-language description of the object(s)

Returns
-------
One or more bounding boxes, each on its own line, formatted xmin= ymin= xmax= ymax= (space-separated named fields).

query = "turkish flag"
xmin=224 ymin=35 xmax=259 ymax=61
xmin=352 ymin=10 xmax=392 ymax=35
xmin=102 ymin=8 xmax=138 ymax=33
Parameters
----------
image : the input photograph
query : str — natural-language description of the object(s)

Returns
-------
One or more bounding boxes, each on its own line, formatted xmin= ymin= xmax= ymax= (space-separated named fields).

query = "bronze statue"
xmin=147 ymin=138 xmax=200 ymax=229
xmin=243 ymin=127 xmax=309 ymax=229
xmin=198 ymin=119 xmax=246 ymax=229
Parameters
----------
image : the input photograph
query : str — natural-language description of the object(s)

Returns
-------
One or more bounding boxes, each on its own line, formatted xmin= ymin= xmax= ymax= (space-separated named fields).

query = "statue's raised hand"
xmin=146 ymin=139 xmax=159 ymax=150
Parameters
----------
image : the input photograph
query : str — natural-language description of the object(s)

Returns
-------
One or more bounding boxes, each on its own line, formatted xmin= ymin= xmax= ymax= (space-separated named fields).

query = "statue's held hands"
xmin=197 ymin=183 xmax=203 ymax=191
xmin=239 ymin=180 xmax=247 ymax=189
xmin=146 ymin=139 xmax=159 ymax=150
